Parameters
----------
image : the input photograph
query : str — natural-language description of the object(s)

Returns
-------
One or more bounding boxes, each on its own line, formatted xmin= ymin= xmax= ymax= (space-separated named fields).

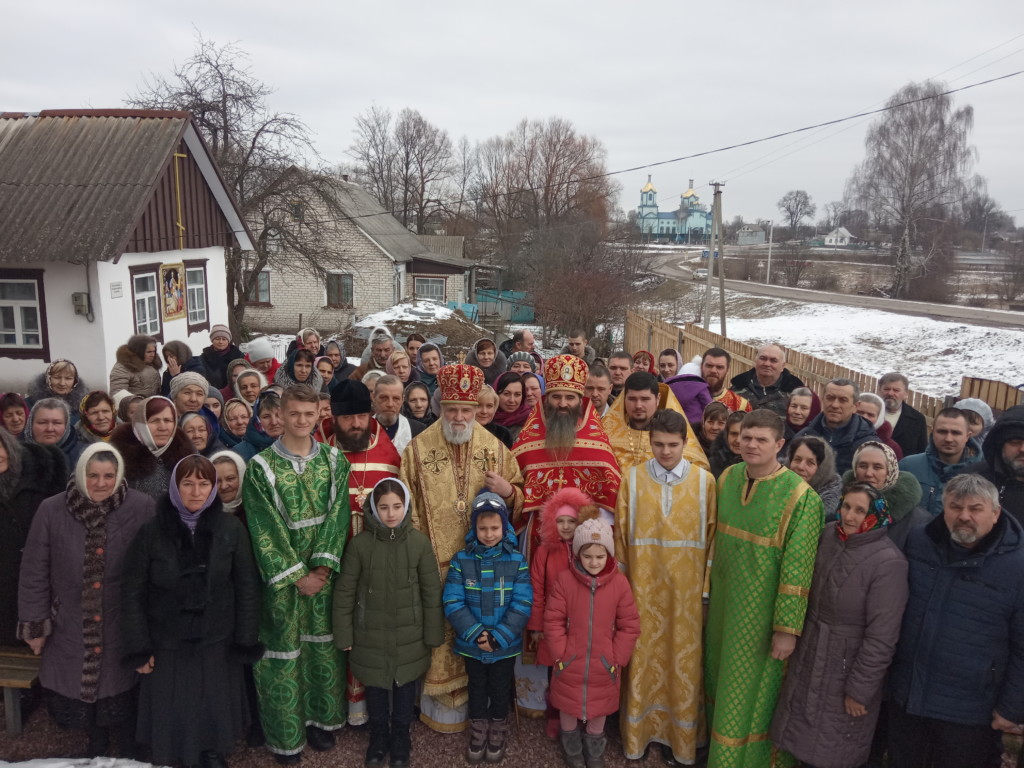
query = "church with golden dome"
xmin=635 ymin=175 xmax=712 ymax=242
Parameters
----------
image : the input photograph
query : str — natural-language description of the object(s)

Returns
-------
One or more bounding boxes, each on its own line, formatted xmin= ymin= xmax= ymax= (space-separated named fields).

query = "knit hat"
xmin=470 ymin=490 xmax=511 ymax=532
xmin=205 ymin=386 xmax=224 ymax=407
xmin=507 ymin=351 xmax=537 ymax=373
xmin=245 ymin=336 xmax=275 ymax=363
xmin=210 ymin=324 xmax=232 ymax=343
xmin=679 ymin=355 xmax=702 ymax=377
xmin=169 ymin=371 xmax=209 ymax=401
xmin=573 ymin=518 xmax=615 ymax=557
xmin=331 ymin=379 xmax=373 ymax=416
xmin=544 ymin=354 xmax=589 ymax=396
xmin=955 ymin=398 xmax=995 ymax=429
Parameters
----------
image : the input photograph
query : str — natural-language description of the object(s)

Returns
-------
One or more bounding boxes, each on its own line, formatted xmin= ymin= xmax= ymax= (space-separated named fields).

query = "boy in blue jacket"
xmin=443 ymin=491 xmax=533 ymax=765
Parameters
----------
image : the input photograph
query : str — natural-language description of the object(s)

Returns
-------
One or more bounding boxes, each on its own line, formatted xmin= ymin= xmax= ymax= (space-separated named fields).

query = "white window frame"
xmin=132 ymin=270 xmax=161 ymax=337
xmin=0 ymin=278 xmax=43 ymax=349
xmin=413 ymin=276 xmax=446 ymax=303
xmin=185 ymin=266 xmax=208 ymax=325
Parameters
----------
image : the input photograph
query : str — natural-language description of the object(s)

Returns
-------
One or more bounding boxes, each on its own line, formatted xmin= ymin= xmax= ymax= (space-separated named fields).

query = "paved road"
xmin=651 ymin=253 xmax=1024 ymax=329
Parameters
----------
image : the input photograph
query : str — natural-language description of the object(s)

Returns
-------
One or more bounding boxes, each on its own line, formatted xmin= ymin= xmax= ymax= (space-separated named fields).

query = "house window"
xmin=184 ymin=259 xmax=210 ymax=334
xmin=245 ymin=270 xmax=271 ymax=304
xmin=130 ymin=265 xmax=162 ymax=340
xmin=414 ymin=276 xmax=446 ymax=303
xmin=326 ymin=273 xmax=353 ymax=307
xmin=0 ymin=272 xmax=45 ymax=357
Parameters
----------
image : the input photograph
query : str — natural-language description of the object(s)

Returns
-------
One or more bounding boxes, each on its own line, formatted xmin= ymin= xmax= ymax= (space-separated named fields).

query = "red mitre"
xmin=544 ymin=354 xmax=589 ymax=395
xmin=438 ymin=364 xmax=485 ymax=404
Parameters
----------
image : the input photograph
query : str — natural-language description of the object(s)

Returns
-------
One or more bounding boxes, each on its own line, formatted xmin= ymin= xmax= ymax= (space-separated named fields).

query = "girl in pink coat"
xmin=545 ymin=519 xmax=641 ymax=768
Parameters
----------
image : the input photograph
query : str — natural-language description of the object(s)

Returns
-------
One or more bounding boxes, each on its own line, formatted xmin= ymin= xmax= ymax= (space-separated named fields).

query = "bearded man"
xmin=316 ymin=379 xmax=400 ymax=727
xmin=603 ymin=371 xmax=708 ymax=472
xmin=399 ymin=364 xmax=525 ymax=733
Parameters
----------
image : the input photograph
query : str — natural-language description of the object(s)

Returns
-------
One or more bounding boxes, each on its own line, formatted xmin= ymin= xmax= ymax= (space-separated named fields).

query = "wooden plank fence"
xmin=625 ymin=310 xmax=952 ymax=422
xmin=960 ymin=377 xmax=1023 ymax=413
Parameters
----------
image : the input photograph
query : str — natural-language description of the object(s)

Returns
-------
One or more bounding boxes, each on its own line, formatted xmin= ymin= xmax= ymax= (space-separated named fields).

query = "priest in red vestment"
xmin=318 ymin=379 xmax=401 ymax=727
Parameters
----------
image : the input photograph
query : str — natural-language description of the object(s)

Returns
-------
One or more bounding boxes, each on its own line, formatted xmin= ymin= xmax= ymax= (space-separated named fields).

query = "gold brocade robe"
xmin=398 ymin=421 xmax=524 ymax=726
xmin=615 ymin=459 xmax=717 ymax=763
xmin=602 ymin=383 xmax=709 ymax=471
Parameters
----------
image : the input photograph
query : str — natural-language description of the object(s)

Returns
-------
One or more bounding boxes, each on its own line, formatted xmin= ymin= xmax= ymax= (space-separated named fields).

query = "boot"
xmin=559 ymin=729 xmax=586 ymax=768
xmin=467 ymin=718 xmax=489 ymax=764
xmin=485 ymin=718 xmax=508 ymax=763
xmin=389 ymin=723 xmax=411 ymax=768
xmin=365 ymin=721 xmax=389 ymax=767
xmin=582 ymin=732 xmax=607 ymax=768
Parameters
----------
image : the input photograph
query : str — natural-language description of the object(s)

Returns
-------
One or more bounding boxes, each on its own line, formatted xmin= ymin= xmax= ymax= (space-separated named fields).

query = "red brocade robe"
xmin=512 ymin=399 xmax=621 ymax=555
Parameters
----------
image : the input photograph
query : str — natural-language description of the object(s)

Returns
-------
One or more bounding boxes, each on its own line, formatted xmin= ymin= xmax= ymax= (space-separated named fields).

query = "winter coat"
xmin=874 ymin=420 xmax=904 ymax=460
xmin=558 ymin=344 xmax=601 ymax=367
xmin=483 ymin=422 xmax=513 ymax=449
xmin=771 ymin=523 xmax=908 ymax=768
xmin=273 ymin=351 xmax=324 ymax=392
xmin=0 ymin=444 xmax=67 ymax=646
xmin=443 ymin=526 xmax=532 ymax=663
xmin=971 ymin=405 xmax=1024 ymax=526
xmin=815 ymin=473 xmax=843 ymax=520
xmin=545 ymin=560 xmax=641 ymax=721
xmin=108 ymin=423 xmax=197 ymax=501
xmin=889 ymin=512 xmax=1024 ymax=726
xmin=499 ymin=338 xmax=543 ymax=371
xmin=840 ymin=469 xmax=930 ymax=550
xmin=890 ymin=403 xmax=929 ymax=458
xmin=17 ymin=487 xmax=155 ymax=702
xmin=159 ymin=356 xmax=208 ymax=398
xmin=728 ymin=367 xmax=805 ymax=417
xmin=465 ymin=339 xmax=509 ymax=387
xmin=898 ymin=437 xmax=984 ymax=516
xmin=200 ymin=344 xmax=243 ymax=390
xmin=796 ymin=413 xmax=879 ymax=476
xmin=120 ymin=496 xmax=262 ymax=668
xmin=332 ymin=506 xmax=444 ymax=688
xmin=527 ymin=505 xmax=577 ymax=656
xmin=109 ymin=345 xmax=162 ymax=397
xmin=27 ymin=374 xmax=90 ymax=428
xmin=708 ymin=433 xmax=742 ymax=479
xmin=231 ymin=416 xmax=277 ymax=462
xmin=664 ymin=373 xmax=713 ymax=424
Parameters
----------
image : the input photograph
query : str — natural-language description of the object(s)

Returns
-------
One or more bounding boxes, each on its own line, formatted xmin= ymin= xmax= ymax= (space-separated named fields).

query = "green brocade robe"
xmin=704 ymin=464 xmax=823 ymax=768
xmin=243 ymin=441 xmax=352 ymax=755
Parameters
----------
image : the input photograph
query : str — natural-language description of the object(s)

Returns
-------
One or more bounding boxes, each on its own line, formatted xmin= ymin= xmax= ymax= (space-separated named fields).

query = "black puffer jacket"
xmin=973 ymin=405 xmax=1024 ymax=525
xmin=729 ymin=367 xmax=805 ymax=416
xmin=120 ymin=495 xmax=262 ymax=667
xmin=200 ymin=344 xmax=244 ymax=390
xmin=796 ymin=413 xmax=878 ymax=475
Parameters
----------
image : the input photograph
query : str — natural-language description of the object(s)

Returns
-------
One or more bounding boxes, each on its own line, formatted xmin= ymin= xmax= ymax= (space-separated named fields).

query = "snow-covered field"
xmin=0 ymin=760 xmax=159 ymax=767
xmin=708 ymin=297 xmax=1024 ymax=398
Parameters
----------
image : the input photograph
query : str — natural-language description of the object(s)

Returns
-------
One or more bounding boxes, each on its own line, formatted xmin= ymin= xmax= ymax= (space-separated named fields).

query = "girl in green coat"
xmin=333 ymin=478 xmax=444 ymax=768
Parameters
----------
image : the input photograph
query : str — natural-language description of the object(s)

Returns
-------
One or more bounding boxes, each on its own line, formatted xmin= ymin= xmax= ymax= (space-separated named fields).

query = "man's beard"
xmin=705 ymin=374 xmax=724 ymax=395
xmin=883 ymin=396 xmax=901 ymax=414
xmin=376 ymin=411 xmax=398 ymax=427
xmin=950 ymin=524 xmax=979 ymax=546
xmin=543 ymin=401 xmax=581 ymax=463
xmin=336 ymin=425 xmax=371 ymax=452
xmin=442 ymin=416 xmax=473 ymax=445
xmin=628 ymin=413 xmax=653 ymax=430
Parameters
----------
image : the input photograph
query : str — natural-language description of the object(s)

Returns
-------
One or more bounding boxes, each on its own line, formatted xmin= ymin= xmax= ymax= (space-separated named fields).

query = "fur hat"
xmin=573 ymin=518 xmax=614 ymax=558
xmin=539 ymin=487 xmax=597 ymax=544
xmin=169 ymin=372 xmax=209 ymax=400
xmin=331 ymin=380 xmax=373 ymax=416
xmin=209 ymin=324 xmax=232 ymax=343
xmin=245 ymin=336 xmax=275 ymax=363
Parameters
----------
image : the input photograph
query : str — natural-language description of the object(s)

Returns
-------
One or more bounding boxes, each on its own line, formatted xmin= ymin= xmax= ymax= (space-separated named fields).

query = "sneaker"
xmin=485 ymin=718 xmax=508 ymax=763
xmin=467 ymin=718 xmax=489 ymax=764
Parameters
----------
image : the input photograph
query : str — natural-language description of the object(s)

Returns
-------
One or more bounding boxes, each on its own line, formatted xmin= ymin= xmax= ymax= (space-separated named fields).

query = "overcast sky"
xmin=4 ymin=0 xmax=1023 ymax=226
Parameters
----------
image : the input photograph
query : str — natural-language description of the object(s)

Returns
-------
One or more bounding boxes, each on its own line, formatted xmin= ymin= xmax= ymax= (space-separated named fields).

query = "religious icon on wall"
xmin=160 ymin=263 xmax=187 ymax=322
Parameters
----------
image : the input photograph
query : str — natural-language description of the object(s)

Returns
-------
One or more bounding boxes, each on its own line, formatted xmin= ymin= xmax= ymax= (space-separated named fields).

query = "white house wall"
xmin=0 ymin=246 xmax=227 ymax=392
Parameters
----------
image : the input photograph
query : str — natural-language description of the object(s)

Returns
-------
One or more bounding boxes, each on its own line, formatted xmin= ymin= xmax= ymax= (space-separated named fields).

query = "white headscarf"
xmin=131 ymin=396 xmax=178 ymax=457
xmin=210 ymin=450 xmax=247 ymax=511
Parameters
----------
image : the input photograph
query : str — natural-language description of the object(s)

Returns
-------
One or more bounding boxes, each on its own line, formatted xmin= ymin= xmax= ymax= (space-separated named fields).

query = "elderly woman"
xmin=844 ymin=441 xmax=929 ymax=548
xmin=521 ymin=372 xmax=545 ymax=413
xmin=786 ymin=435 xmax=843 ymax=519
xmin=324 ymin=340 xmax=357 ymax=383
xmin=0 ymin=430 xmax=66 ymax=648
xmin=181 ymin=409 xmax=226 ymax=458
xmin=113 ymin=392 xmax=144 ymax=425
xmin=402 ymin=382 xmax=435 ymax=427
xmin=315 ymin=356 xmax=336 ymax=392
xmin=285 ymin=326 xmax=325 ymax=358
xmin=506 ymin=351 xmax=536 ymax=375
xmin=855 ymin=393 xmax=903 ymax=459
xmin=109 ymin=335 xmax=162 ymax=397
xmin=110 ymin=396 xmax=196 ymax=500
xmin=26 ymin=398 xmax=82 ymax=474
xmin=200 ymin=325 xmax=243 ymax=390
xmin=17 ymin=443 xmax=155 ymax=757
xmin=233 ymin=368 xmax=266 ymax=406
xmin=160 ymin=340 xmax=207 ymax=398
xmin=219 ymin=398 xmax=253 ymax=450
xmin=28 ymin=360 xmax=89 ymax=423
xmin=121 ymin=455 xmax=261 ymax=768
xmin=274 ymin=348 xmax=324 ymax=391
xmin=386 ymin=349 xmax=416 ymax=386
xmin=232 ymin=392 xmax=285 ymax=462
xmin=170 ymin=372 xmax=210 ymax=417
xmin=76 ymin=391 xmax=117 ymax=445
xmin=771 ymin=483 xmax=908 ymax=768
xmin=1 ymin=392 xmax=30 ymax=440
xmin=219 ymin=359 xmax=252 ymax=402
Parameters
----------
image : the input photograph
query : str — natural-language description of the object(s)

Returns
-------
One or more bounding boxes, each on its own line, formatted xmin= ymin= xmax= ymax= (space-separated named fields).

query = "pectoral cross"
xmin=553 ymin=469 xmax=568 ymax=489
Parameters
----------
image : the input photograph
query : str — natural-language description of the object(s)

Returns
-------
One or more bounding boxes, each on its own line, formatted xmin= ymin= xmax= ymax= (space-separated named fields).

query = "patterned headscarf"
xmin=837 ymin=483 xmax=891 ymax=541
xmin=852 ymin=440 xmax=900 ymax=491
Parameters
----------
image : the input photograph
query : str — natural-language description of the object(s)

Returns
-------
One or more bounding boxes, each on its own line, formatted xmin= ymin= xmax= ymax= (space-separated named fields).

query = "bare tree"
xmin=818 ymin=201 xmax=846 ymax=232
xmin=777 ymin=190 xmax=816 ymax=236
xmin=846 ymin=80 xmax=975 ymax=299
xmin=127 ymin=35 xmax=349 ymax=332
xmin=960 ymin=179 xmax=1013 ymax=241
xmin=349 ymin=106 xmax=397 ymax=214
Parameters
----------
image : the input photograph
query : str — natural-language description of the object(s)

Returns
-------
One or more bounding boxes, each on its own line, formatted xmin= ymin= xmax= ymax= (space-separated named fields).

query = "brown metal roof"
xmin=0 ymin=110 xmax=251 ymax=265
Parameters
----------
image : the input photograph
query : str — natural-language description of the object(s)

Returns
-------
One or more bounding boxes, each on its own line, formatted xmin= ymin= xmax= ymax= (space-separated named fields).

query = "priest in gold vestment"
xmin=603 ymin=371 xmax=708 ymax=472
xmin=399 ymin=364 xmax=525 ymax=733
xmin=615 ymin=409 xmax=717 ymax=765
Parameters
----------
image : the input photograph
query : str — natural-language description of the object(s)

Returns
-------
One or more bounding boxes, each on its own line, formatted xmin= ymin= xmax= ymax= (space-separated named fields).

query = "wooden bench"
xmin=0 ymin=646 xmax=41 ymax=736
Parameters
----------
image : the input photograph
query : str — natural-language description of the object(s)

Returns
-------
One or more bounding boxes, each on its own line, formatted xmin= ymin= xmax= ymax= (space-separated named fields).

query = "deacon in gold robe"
xmin=399 ymin=364 xmax=525 ymax=733
xmin=615 ymin=409 xmax=717 ymax=765
xmin=603 ymin=371 xmax=709 ymax=471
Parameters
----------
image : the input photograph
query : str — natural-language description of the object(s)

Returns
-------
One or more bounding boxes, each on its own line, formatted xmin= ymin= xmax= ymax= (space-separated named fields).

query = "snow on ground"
xmin=707 ymin=297 xmax=1024 ymax=398
xmin=0 ymin=759 xmax=159 ymax=767
xmin=353 ymin=300 xmax=453 ymax=328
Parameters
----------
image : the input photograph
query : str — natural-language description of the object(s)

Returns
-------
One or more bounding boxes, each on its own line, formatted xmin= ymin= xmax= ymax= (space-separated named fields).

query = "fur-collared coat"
xmin=108 ymin=424 xmax=197 ymax=501
xmin=26 ymin=373 xmax=90 ymax=425
xmin=108 ymin=345 xmax=162 ymax=397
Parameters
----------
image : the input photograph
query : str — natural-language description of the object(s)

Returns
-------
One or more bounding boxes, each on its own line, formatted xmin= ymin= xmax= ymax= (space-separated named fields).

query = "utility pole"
xmin=702 ymin=196 xmax=716 ymax=329
xmin=766 ymin=219 xmax=775 ymax=285
xmin=703 ymin=182 xmax=727 ymax=335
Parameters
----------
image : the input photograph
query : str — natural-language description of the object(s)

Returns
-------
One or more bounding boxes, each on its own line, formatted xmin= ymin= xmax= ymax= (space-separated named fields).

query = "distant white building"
xmin=737 ymin=225 xmax=766 ymax=246
xmin=824 ymin=227 xmax=854 ymax=246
